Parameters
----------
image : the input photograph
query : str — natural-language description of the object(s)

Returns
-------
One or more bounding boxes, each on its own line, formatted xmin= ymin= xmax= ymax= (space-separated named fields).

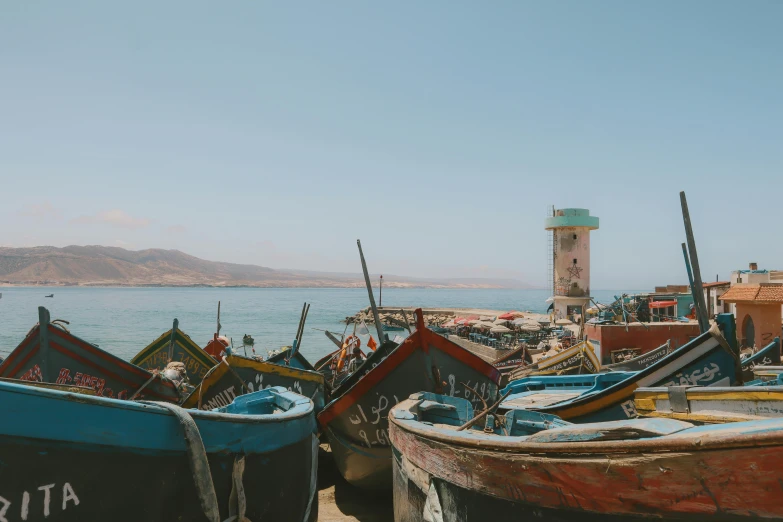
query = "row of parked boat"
xmin=2 ymin=300 xmax=783 ymax=521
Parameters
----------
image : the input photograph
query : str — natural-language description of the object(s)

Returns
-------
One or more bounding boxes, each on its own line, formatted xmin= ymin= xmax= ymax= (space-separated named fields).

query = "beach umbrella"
xmin=498 ymin=312 xmax=516 ymax=320
xmin=555 ymin=318 xmax=573 ymax=325
xmin=480 ymin=316 xmax=492 ymax=321
xmin=537 ymin=318 xmax=552 ymax=325
xmin=511 ymin=312 xmax=525 ymax=318
xmin=490 ymin=325 xmax=511 ymax=333
xmin=512 ymin=318 xmax=528 ymax=326
xmin=469 ymin=319 xmax=483 ymax=325
xmin=494 ymin=318 xmax=511 ymax=325
xmin=519 ymin=323 xmax=541 ymax=332
xmin=442 ymin=320 xmax=456 ymax=327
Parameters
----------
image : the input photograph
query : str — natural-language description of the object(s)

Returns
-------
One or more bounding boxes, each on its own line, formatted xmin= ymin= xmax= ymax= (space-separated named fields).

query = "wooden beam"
xmin=357 ymin=240 xmax=387 ymax=342
xmin=38 ymin=306 xmax=51 ymax=382
xmin=679 ymin=192 xmax=710 ymax=333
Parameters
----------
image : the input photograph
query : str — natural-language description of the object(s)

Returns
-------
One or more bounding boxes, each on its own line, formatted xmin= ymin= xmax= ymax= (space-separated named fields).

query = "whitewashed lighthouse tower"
xmin=545 ymin=208 xmax=599 ymax=321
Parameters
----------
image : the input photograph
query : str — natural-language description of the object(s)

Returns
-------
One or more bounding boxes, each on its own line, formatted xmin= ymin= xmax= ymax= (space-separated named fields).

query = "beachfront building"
xmin=545 ymin=208 xmax=599 ymax=322
xmin=719 ymin=283 xmax=783 ymax=349
xmin=703 ymin=281 xmax=731 ymax=317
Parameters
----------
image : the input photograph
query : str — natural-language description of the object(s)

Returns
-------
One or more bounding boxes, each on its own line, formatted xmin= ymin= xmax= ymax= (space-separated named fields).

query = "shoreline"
xmin=0 ymin=283 xmax=543 ymax=290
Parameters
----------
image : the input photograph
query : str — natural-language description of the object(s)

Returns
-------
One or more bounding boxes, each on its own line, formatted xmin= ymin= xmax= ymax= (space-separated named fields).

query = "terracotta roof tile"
xmin=720 ymin=283 xmax=783 ymax=303
xmin=702 ymin=281 xmax=730 ymax=288
xmin=757 ymin=284 xmax=783 ymax=303
xmin=719 ymin=284 xmax=760 ymax=302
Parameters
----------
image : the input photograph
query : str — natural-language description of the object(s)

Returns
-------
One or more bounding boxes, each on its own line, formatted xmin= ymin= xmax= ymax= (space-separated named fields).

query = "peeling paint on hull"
xmin=390 ymin=419 xmax=783 ymax=521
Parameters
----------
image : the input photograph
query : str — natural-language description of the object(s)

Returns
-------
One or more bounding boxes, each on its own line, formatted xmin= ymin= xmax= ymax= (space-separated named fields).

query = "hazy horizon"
xmin=2 ymin=2 xmax=781 ymax=289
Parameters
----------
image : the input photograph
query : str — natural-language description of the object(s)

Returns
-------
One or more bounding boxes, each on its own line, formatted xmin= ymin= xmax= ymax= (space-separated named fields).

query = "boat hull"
xmin=502 ymin=324 xmax=740 ymax=423
xmin=182 ymin=354 xmax=326 ymax=414
xmin=390 ymin=418 xmax=783 ymax=521
xmin=0 ymin=380 xmax=318 ymax=521
xmin=601 ymin=341 xmax=671 ymax=372
xmin=0 ymin=308 xmax=179 ymax=402
xmin=131 ymin=326 xmax=216 ymax=385
xmin=0 ymin=434 xmax=317 ymax=522
xmin=740 ymin=338 xmax=781 ymax=382
xmin=318 ymin=310 xmax=500 ymax=490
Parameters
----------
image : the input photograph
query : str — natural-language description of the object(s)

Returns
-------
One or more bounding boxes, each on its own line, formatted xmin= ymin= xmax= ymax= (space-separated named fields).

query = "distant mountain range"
xmin=0 ymin=246 xmax=535 ymax=289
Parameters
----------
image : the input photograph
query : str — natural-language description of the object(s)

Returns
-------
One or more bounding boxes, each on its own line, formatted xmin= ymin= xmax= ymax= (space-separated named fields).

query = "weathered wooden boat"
xmin=0 ymin=379 xmax=318 ymax=521
xmin=267 ymin=347 xmax=317 ymax=371
xmin=390 ymin=391 xmax=783 ymax=521
xmin=491 ymin=345 xmax=531 ymax=386
xmin=317 ymin=309 xmax=500 ymax=490
xmin=130 ymin=318 xmax=217 ymax=385
xmin=600 ymin=340 xmax=671 ymax=372
xmin=508 ymin=340 xmax=600 ymax=381
xmin=739 ymin=337 xmax=780 ymax=382
xmin=182 ymin=354 xmax=326 ymax=414
xmin=634 ymin=385 xmax=783 ymax=423
xmin=0 ymin=307 xmax=181 ymax=402
xmin=501 ymin=323 xmax=739 ymax=422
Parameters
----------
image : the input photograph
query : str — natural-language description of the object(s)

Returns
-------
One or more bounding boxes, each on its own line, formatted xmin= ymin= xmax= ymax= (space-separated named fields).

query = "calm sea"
xmin=0 ymin=287 xmax=636 ymax=362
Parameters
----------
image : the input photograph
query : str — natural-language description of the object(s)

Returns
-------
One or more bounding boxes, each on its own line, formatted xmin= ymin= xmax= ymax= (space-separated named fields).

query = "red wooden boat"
xmin=0 ymin=307 xmax=180 ymax=402
xmin=317 ymin=309 xmax=500 ymax=490
xmin=391 ymin=392 xmax=783 ymax=521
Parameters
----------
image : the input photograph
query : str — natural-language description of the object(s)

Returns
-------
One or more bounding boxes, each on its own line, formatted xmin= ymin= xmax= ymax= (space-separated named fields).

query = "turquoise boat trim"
xmin=0 ymin=381 xmax=314 ymax=454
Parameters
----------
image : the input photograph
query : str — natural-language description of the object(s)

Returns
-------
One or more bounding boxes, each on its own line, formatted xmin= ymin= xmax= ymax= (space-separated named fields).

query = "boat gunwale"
xmin=0 ymin=379 xmax=314 ymax=424
xmin=388 ymin=400 xmax=783 ymax=455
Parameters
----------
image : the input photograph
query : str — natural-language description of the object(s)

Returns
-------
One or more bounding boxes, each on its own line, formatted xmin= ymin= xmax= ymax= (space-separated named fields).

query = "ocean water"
xmin=0 ymin=287 xmax=636 ymax=363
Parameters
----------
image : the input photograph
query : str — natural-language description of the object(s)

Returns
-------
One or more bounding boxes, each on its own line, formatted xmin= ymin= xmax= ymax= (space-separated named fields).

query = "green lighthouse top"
xmin=545 ymin=208 xmax=599 ymax=230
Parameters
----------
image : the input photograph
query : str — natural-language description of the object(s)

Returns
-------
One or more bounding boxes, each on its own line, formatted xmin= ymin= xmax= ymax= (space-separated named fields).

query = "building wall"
xmin=703 ymin=285 xmax=730 ymax=317
xmin=735 ymin=303 xmax=782 ymax=349
xmin=553 ymin=227 xmax=590 ymax=298
xmin=731 ymin=270 xmax=771 ymax=285
xmin=585 ymin=322 xmax=701 ymax=365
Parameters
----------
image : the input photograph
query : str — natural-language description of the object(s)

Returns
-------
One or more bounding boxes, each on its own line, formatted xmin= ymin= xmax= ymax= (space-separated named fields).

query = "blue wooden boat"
xmin=181 ymin=354 xmax=326 ymax=415
xmin=739 ymin=337 xmax=781 ymax=382
xmin=500 ymin=323 xmax=739 ymax=422
xmin=0 ymin=307 xmax=181 ymax=402
xmin=317 ymin=309 xmax=500 ymax=490
xmin=130 ymin=319 xmax=217 ymax=385
xmin=389 ymin=392 xmax=783 ymax=521
xmin=0 ymin=380 xmax=318 ymax=521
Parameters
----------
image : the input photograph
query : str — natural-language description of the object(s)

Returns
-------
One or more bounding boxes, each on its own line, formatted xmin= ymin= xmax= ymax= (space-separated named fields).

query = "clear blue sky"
xmin=1 ymin=2 xmax=781 ymax=289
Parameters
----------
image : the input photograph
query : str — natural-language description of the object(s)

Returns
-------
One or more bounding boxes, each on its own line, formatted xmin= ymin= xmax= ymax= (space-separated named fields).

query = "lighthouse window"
xmin=573 ymin=234 xmax=577 ymax=240
xmin=573 ymin=259 xmax=577 ymax=264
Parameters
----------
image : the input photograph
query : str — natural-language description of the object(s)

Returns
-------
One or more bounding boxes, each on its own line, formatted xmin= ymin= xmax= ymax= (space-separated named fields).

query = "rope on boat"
xmin=222 ymin=358 xmax=250 ymax=394
xmin=143 ymin=401 xmax=252 ymax=522
xmin=144 ymin=401 xmax=221 ymax=522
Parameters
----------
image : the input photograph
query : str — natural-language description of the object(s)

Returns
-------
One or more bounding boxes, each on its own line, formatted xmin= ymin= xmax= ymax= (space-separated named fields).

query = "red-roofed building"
xmin=719 ymin=283 xmax=783 ymax=349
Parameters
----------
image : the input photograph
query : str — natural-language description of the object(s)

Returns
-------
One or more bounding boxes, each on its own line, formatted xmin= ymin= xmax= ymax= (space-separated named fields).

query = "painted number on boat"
xmin=0 ymin=483 xmax=79 ymax=521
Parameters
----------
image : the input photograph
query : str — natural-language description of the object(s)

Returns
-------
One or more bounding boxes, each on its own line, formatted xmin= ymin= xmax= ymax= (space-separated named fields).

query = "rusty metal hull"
xmin=390 ymin=410 xmax=783 ymax=521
